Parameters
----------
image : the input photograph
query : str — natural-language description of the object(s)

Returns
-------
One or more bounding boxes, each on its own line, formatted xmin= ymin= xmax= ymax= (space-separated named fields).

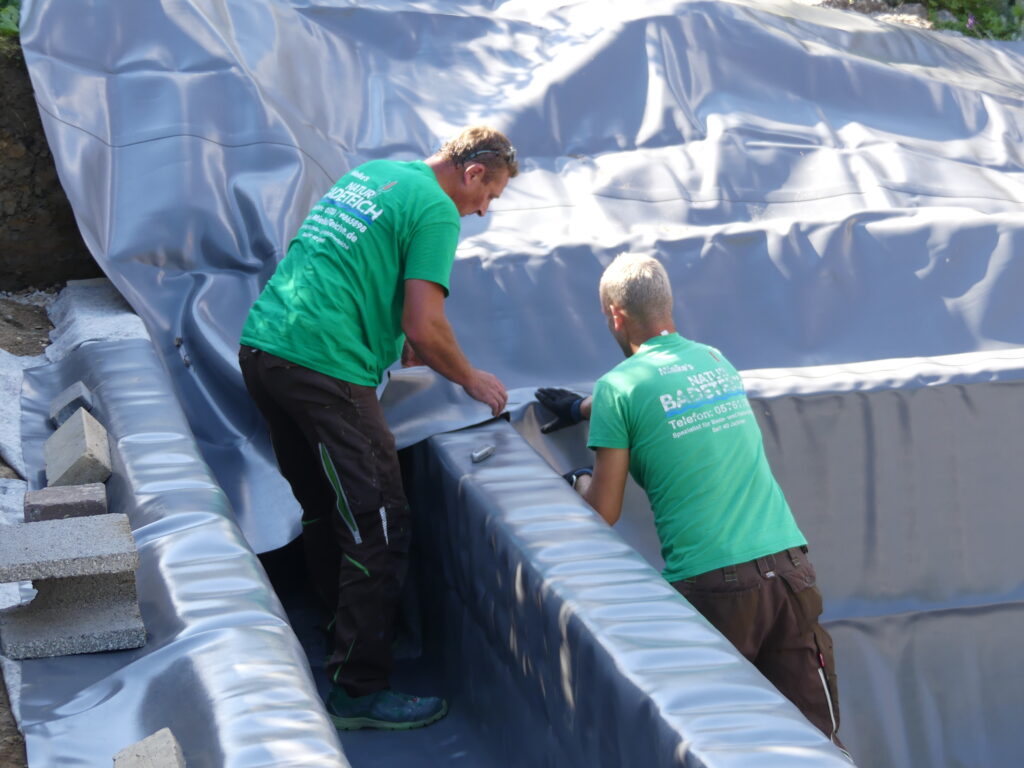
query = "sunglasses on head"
xmin=465 ymin=146 xmax=517 ymax=165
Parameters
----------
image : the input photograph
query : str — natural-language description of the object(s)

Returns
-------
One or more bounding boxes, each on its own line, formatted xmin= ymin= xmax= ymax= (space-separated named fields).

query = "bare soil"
xmin=0 ymin=292 xmax=53 ymax=358
xmin=0 ymin=673 xmax=26 ymax=767
xmin=0 ymin=37 xmax=102 ymax=292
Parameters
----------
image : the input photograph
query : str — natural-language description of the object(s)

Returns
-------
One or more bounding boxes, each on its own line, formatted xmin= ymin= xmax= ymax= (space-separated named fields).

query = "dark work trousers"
xmin=239 ymin=346 xmax=411 ymax=697
xmin=672 ymin=547 xmax=844 ymax=750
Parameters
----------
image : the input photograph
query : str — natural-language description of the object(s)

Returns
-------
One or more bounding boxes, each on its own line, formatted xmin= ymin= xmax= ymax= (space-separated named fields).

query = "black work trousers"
xmin=672 ymin=547 xmax=844 ymax=750
xmin=239 ymin=346 xmax=410 ymax=697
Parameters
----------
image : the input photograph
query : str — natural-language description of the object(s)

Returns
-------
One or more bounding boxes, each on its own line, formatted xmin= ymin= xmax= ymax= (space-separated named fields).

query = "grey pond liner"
xmin=17 ymin=336 xmax=346 ymax=767
xmin=12 ymin=308 xmax=849 ymax=767
xmin=19 ymin=0 xmax=1024 ymax=555
xmin=12 ymin=0 xmax=1024 ymax=765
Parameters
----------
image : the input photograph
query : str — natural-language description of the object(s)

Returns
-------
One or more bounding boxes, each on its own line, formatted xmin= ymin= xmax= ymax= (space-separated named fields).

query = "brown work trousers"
xmin=672 ymin=547 xmax=844 ymax=749
xmin=239 ymin=346 xmax=411 ymax=697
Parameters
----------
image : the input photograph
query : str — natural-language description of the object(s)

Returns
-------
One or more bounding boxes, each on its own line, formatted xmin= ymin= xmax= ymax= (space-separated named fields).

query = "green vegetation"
xmin=927 ymin=0 xmax=1024 ymax=39
xmin=0 ymin=1 xmax=19 ymax=38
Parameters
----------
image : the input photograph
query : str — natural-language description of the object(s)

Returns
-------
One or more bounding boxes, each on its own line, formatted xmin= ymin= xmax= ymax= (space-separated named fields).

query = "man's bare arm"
xmin=576 ymin=446 xmax=630 ymax=526
xmin=579 ymin=395 xmax=593 ymax=420
xmin=402 ymin=278 xmax=507 ymax=416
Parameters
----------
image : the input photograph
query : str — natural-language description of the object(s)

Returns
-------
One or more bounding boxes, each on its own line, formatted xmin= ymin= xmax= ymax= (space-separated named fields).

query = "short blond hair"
xmin=438 ymin=125 xmax=519 ymax=180
xmin=599 ymin=252 xmax=673 ymax=322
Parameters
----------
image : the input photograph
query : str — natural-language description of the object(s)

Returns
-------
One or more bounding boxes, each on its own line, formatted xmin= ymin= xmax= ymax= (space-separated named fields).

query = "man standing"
xmin=536 ymin=253 xmax=846 ymax=754
xmin=239 ymin=126 xmax=517 ymax=730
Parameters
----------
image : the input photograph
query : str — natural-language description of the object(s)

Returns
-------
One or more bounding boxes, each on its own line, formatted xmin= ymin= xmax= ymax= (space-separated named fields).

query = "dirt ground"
xmin=0 ymin=292 xmax=53 ymax=358
xmin=0 ymin=675 xmax=26 ymax=767
xmin=0 ymin=38 xmax=101 ymax=292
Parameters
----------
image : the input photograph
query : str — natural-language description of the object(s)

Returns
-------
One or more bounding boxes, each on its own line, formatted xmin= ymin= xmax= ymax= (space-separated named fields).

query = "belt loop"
xmin=788 ymin=548 xmax=802 ymax=567
xmin=723 ymin=564 xmax=738 ymax=583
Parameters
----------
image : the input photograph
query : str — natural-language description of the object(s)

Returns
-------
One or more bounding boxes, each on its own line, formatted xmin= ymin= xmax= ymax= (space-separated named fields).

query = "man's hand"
xmin=562 ymin=466 xmax=593 ymax=491
xmin=464 ymin=369 xmax=508 ymax=417
xmin=535 ymin=387 xmax=585 ymax=433
xmin=401 ymin=340 xmax=423 ymax=367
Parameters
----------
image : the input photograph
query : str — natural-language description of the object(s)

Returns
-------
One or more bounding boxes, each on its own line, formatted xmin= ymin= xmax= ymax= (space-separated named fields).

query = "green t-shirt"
xmin=240 ymin=159 xmax=460 ymax=385
xmin=587 ymin=333 xmax=806 ymax=582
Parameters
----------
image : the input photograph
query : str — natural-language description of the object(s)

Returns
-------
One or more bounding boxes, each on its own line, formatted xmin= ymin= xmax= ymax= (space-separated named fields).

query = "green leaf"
xmin=0 ymin=6 xmax=19 ymax=37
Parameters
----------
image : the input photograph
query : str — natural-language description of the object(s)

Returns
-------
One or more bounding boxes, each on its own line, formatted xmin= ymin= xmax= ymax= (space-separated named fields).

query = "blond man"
xmin=241 ymin=127 xmax=518 ymax=729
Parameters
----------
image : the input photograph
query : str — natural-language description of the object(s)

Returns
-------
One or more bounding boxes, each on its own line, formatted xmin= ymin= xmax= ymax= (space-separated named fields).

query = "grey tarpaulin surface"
xmin=745 ymin=353 xmax=1024 ymax=768
xmin=14 ymin=0 xmax=1024 ymax=766
xmin=19 ymin=0 xmax=1024 ymax=552
xmin=400 ymin=418 xmax=851 ymax=767
xmin=513 ymin=350 xmax=1024 ymax=767
xmin=17 ymin=338 xmax=346 ymax=767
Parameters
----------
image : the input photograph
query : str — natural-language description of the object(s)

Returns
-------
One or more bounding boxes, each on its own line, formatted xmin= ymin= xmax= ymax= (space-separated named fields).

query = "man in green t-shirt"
xmin=239 ymin=126 xmax=518 ymax=731
xmin=536 ymin=253 xmax=847 ymax=755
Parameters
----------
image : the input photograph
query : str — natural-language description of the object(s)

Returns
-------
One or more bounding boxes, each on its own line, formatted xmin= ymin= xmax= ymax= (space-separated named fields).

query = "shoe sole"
xmin=330 ymin=701 xmax=449 ymax=731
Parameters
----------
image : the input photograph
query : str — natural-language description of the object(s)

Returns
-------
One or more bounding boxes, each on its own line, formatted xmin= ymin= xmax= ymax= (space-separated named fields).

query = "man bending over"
xmin=536 ymin=253 xmax=846 ymax=754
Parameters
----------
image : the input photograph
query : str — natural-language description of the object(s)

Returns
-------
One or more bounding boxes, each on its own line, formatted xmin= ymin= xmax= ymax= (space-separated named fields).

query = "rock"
xmin=49 ymin=381 xmax=95 ymax=428
xmin=24 ymin=483 xmax=108 ymax=522
xmin=899 ymin=3 xmax=928 ymax=19
xmin=113 ymin=728 xmax=186 ymax=767
xmin=0 ymin=514 xmax=138 ymax=582
xmin=43 ymin=407 xmax=112 ymax=487
xmin=0 ymin=572 xmax=146 ymax=660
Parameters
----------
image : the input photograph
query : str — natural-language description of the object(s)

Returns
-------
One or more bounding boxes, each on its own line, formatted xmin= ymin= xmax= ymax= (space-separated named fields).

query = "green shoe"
xmin=327 ymin=686 xmax=448 ymax=731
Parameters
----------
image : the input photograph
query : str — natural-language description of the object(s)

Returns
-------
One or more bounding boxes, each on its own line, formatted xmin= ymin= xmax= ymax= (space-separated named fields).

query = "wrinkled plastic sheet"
xmin=7 ymin=335 xmax=848 ymax=768
xmin=402 ymin=417 xmax=850 ymax=767
xmin=16 ymin=0 xmax=1024 ymax=766
xmin=19 ymin=0 xmax=1024 ymax=553
xmin=747 ymin=355 xmax=1024 ymax=768
xmin=16 ymin=339 xmax=345 ymax=767
xmin=510 ymin=348 xmax=1024 ymax=768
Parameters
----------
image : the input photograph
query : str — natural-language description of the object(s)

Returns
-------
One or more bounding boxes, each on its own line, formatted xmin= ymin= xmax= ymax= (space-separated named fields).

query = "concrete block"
xmin=113 ymin=728 xmax=186 ymax=768
xmin=0 ymin=572 xmax=146 ymax=659
xmin=44 ymin=407 xmax=112 ymax=487
xmin=49 ymin=381 xmax=95 ymax=428
xmin=0 ymin=513 xmax=138 ymax=582
xmin=24 ymin=483 xmax=108 ymax=521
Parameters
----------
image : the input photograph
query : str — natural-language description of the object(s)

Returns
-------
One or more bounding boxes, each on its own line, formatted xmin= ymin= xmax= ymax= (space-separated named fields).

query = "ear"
xmin=608 ymin=304 xmax=627 ymax=331
xmin=464 ymin=162 xmax=486 ymax=184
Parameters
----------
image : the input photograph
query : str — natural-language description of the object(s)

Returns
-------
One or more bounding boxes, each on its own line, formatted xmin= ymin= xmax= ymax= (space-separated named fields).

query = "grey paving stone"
xmin=113 ymin=728 xmax=186 ymax=768
xmin=49 ymin=381 xmax=95 ymax=428
xmin=44 ymin=407 xmax=112 ymax=487
xmin=0 ymin=513 xmax=138 ymax=582
xmin=0 ymin=572 xmax=145 ymax=660
xmin=24 ymin=482 xmax=108 ymax=521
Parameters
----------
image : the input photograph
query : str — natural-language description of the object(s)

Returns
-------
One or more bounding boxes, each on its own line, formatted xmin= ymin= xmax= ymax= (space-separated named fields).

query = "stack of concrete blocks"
xmin=0 ymin=381 xmax=147 ymax=659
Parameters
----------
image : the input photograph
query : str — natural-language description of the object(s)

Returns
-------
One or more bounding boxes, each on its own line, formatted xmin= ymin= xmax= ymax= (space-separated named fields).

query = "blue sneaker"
xmin=327 ymin=687 xmax=448 ymax=730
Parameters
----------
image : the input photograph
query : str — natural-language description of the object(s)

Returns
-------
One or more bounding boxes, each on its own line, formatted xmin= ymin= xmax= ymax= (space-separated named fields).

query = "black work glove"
xmin=534 ymin=387 xmax=585 ymax=434
xmin=561 ymin=467 xmax=593 ymax=489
